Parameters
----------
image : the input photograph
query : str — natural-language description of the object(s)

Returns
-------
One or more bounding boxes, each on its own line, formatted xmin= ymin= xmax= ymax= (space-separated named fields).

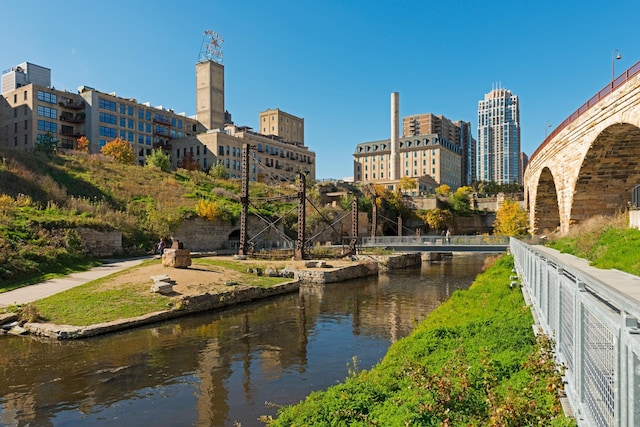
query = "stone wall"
xmin=172 ymin=217 xmax=288 ymax=252
xmin=76 ymin=228 xmax=122 ymax=257
xmin=292 ymin=262 xmax=378 ymax=284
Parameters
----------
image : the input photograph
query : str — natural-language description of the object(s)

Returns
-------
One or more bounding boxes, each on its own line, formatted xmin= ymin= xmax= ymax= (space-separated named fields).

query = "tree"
xmin=435 ymin=184 xmax=451 ymax=196
xmin=450 ymin=186 xmax=473 ymax=215
xmin=177 ymin=152 xmax=200 ymax=171
xmin=146 ymin=148 xmax=171 ymax=172
xmin=494 ymin=199 xmax=529 ymax=236
xmin=420 ymin=208 xmax=453 ymax=231
xmin=398 ymin=177 xmax=417 ymax=194
xmin=101 ymin=137 xmax=135 ymax=164
xmin=209 ymin=161 xmax=227 ymax=179
xmin=76 ymin=136 xmax=89 ymax=152
xmin=35 ymin=132 xmax=57 ymax=155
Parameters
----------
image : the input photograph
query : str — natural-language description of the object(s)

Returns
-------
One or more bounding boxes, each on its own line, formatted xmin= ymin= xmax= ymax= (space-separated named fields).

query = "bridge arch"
xmin=571 ymin=123 xmax=640 ymax=225
xmin=525 ymin=60 xmax=640 ymax=234
xmin=533 ymin=167 xmax=560 ymax=233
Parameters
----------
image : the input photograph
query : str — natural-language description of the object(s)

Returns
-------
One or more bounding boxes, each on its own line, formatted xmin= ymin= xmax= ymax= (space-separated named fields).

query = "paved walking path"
xmin=0 ymin=258 xmax=149 ymax=308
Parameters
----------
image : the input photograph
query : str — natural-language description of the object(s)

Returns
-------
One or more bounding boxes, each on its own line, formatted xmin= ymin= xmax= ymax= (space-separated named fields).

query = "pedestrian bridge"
xmin=524 ymin=60 xmax=640 ymax=234
xmin=359 ymin=235 xmax=509 ymax=253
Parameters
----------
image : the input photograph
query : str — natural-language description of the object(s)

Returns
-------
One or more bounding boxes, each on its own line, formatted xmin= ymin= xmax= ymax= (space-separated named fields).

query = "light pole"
xmin=545 ymin=122 xmax=551 ymax=139
xmin=612 ymin=49 xmax=622 ymax=84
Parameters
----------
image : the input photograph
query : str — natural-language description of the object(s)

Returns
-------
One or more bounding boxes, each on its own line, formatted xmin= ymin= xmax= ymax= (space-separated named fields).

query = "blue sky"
xmin=2 ymin=0 xmax=640 ymax=179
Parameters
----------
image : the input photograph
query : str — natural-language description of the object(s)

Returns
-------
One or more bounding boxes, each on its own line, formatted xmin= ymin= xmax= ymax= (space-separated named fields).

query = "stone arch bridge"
xmin=525 ymin=61 xmax=640 ymax=234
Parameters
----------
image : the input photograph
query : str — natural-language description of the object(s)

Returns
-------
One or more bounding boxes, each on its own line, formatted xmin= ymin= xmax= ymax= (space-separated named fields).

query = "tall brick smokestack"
xmin=390 ymin=92 xmax=400 ymax=181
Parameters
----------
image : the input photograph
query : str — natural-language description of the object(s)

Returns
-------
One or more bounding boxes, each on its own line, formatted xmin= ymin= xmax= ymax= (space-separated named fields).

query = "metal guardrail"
xmin=510 ymin=238 xmax=640 ymax=427
xmin=361 ymin=235 xmax=510 ymax=247
xmin=530 ymin=60 xmax=640 ymax=163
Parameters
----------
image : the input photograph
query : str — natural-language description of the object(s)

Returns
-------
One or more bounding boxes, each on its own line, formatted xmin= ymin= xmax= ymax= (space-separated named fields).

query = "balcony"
xmin=59 ymin=99 xmax=85 ymax=110
xmin=153 ymin=116 xmax=171 ymax=125
xmin=60 ymin=129 xmax=83 ymax=137
xmin=60 ymin=112 xmax=86 ymax=123
xmin=153 ymin=142 xmax=172 ymax=151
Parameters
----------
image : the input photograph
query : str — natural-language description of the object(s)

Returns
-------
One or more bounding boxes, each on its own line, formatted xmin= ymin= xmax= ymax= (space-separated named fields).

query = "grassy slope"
xmin=547 ymin=214 xmax=640 ymax=276
xmin=266 ymin=256 xmax=574 ymax=426
xmin=0 ymin=148 xmax=297 ymax=287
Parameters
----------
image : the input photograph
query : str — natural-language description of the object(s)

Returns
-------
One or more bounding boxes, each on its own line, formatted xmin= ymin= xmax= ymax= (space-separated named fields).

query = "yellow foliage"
xmin=435 ymin=184 xmax=451 ymax=196
xmin=494 ymin=200 xmax=529 ymax=236
xmin=101 ymin=137 xmax=135 ymax=165
xmin=195 ymin=199 xmax=224 ymax=221
xmin=76 ymin=136 xmax=90 ymax=152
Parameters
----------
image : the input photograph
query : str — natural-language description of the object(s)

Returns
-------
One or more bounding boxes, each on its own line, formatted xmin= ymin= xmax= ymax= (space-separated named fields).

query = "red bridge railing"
xmin=529 ymin=60 xmax=640 ymax=162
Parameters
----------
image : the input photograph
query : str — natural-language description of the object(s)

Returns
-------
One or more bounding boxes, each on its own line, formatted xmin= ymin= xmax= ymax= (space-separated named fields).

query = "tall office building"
xmin=477 ymin=85 xmax=520 ymax=184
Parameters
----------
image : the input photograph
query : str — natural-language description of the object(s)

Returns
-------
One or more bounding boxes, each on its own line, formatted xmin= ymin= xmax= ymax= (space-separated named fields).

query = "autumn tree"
xmin=146 ymin=148 xmax=171 ymax=172
xmin=101 ymin=137 xmax=135 ymax=164
xmin=76 ymin=136 xmax=89 ymax=152
xmin=177 ymin=152 xmax=200 ymax=171
xmin=418 ymin=208 xmax=453 ymax=231
xmin=494 ymin=199 xmax=529 ymax=236
xmin=398 ymin=177 xmax=417 ymax=194
xmin=435 ymin=184 xmax=451 ymax=196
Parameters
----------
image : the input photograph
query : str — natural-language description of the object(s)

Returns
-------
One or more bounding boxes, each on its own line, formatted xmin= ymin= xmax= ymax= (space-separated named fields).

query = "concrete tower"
xmin=390 ymin=92 xmax=400 ymax=180
xmin=195 ymin=60 xmax=225 ymax=131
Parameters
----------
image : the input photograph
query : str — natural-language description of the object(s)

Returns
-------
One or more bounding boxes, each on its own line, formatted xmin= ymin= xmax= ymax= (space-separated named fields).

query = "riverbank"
xmin=1 ymin=254 xmax=421 ymax=339
xmin=264 ymin=254 xmax=575 ymax=426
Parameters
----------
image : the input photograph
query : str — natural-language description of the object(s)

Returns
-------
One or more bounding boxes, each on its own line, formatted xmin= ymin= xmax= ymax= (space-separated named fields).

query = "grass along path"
xmin=14 ymin=258 xmax=290 ymax=326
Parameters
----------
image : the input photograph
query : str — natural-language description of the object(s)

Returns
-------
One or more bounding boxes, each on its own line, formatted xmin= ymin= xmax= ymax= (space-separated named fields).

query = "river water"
xmin=0 ymin=253 xmax=491 ymax=427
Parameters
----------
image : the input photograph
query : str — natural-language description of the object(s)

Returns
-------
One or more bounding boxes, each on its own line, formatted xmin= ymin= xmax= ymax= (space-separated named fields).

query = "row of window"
xmin=37 ymin=90 xmax=57 ymax=105
xmin=99 ymin=98 xmax=185 ymax=129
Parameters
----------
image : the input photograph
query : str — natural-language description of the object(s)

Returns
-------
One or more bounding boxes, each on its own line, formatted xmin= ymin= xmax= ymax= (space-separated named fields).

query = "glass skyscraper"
xmin=477 ymin=86 xmax=521 ymax=185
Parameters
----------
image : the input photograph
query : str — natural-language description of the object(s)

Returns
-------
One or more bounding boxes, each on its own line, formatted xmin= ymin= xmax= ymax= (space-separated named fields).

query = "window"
xmin=120 ymin=117 xmax=126 ymax=127
xmin=100 ymin=112 xmax=117 ymax=124
xmin=138 ymin=122 xmax=144 ymax=132
xmin=120 ymin=104 xmax=126 ymax=114
xmin=37 ymin=105 xmax=57 ymax=119
xmin=128 ymin=119 xmax=134 ymax=129
xmin=128 ymin=106 xmax=134 ymax=116
xmin=99 ymin=126 xmax=117 ymax=138
xmin=24 ymin=91 xmax=27 ymax=100
xmin=99 ymin=98 xmax=117 ymax=111
xmin=138 ymin=109 xmax=144 ymax=119
xmin=37 ymin=91 xmax=57 ymax=104
xmin=37 ymin=120 xmax=57 ymax=133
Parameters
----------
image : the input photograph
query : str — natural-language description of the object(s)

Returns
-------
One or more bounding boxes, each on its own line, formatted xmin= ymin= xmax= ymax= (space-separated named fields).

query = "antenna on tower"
xmin=198 ymin=30 xmax=224 ymax=64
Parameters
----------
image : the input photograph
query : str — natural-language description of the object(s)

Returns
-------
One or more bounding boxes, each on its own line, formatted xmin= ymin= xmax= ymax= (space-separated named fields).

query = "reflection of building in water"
xmin=194 ymin=338 xmax=228 ymax=427
xmin=0 ymin=392 xmax=37 ymax=426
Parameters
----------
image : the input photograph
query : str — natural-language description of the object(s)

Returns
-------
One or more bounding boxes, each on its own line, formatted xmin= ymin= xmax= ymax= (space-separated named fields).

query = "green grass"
xmin=548 ymin=225 xmax=640 ymax=276
xmin=263 ymin=256 xmax=575 ymax=426
xmin=0 ymin=257 xmax=102 ymax=293
xmin=13 ymin=258 xmax=291 ymax=326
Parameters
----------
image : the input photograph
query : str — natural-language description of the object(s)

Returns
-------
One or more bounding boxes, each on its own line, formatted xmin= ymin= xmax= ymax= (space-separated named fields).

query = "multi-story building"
xmin=175 ymin=123 xmax=315 ymax=182
xmin=353 ymin=93 xmax=465 ymax=193
xmin=259 ymin=108 xmax=304 ymax=144
xmin=353 ymin=134 xmax=460 ymax=193
xmin=0 ymin=62 xmax=201 ymax=165
xmin=455 ymin=120 xmax=476 ymax=186
xmin=0 ymin=55 xmax=316 ymax=181
xmin=477 ymin=85 xmax=521 ymax=185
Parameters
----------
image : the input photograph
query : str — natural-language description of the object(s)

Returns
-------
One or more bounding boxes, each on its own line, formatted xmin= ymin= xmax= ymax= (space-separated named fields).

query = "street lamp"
xmin=612 ymin=49 xmax=622 ymax=84
xmin=545 ymin=122 xmax=551 ymax=139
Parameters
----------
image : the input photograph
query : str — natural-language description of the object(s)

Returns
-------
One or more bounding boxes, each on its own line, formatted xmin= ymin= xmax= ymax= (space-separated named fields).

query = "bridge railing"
xmin=360 ymin=235 xmax=510 ymax=246
xmin=510 ymin=238 xmax=640 ymax=427
xmin=530 ymin=60 xmax=640 ymax=163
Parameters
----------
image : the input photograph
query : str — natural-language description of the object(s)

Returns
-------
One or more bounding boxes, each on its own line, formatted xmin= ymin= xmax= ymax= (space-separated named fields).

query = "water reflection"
xmin=0 ymin=254 xmax=489 ymax=427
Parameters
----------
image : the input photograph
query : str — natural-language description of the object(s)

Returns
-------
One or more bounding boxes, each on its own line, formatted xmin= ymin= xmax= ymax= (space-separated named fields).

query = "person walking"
xmin=156 ymin=238 xmax=166 ymax=255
